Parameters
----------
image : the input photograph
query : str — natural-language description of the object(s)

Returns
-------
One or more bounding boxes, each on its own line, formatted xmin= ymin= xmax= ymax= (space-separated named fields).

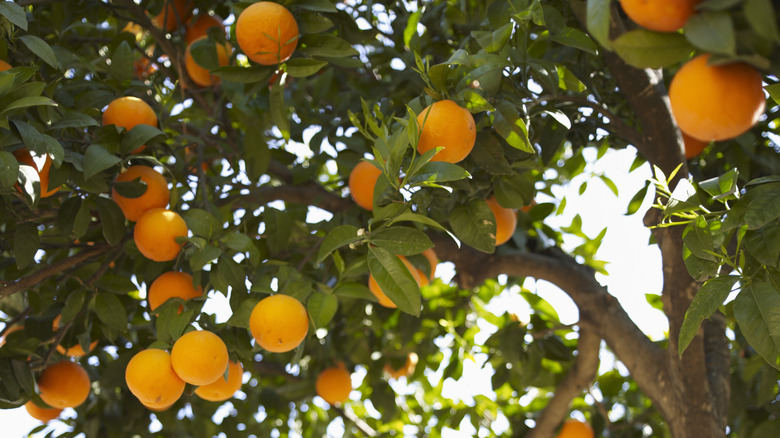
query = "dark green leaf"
xmin=94 ymin=293 xmax=127 ymax=332
xmin=57 ymin=197 xmax=82 ymax=237
xmin=0 ymin=151 xmax=19 ymax=189
xmin=586 ymin=0 xmax=611 ymax=48
xmin=316 ymin=225 xmax=362 ymax=264
xmin=61 ymin=289 xmax=88 ymax=324
xmin=734 ymin=281 xmax=780 ymax=370
xmin=0 ymin=96 xmax=57 ymax=116
xmin=299 ymin=34 xmax=358 ymax=58
xmin=367 ymin=246 xmax=421 ymax=316
xmin=682 ymin=216 xmax=715 ymax=261
xmin=120 ymin=124 xmax=164 ymax=154
xmin=472 ymin=23 xmax=513 ymax=53
xmin=684 ymin=11 xmax=736 ymax=55
xmin=270 ymin=81 xmax=290 ymax=140
xmin=212 ymin=65 xmax=273 ymax=83
xmin=744 ymin=223 xmax=780 ymax=267
xmin=18 ymin=35 xmax=59 ymax=69
xmin=744 ymin=183 xmax=780 ymax=229
xmin=369 ymin=226 xmax=433 ymax=256
xmin=678 ymin=276 xmax=739 ymax=357
xmin=612 ymin=29 xmax=694 ymax=69
xmin=0 ymin=2 xmax=28 ymax=30
xmin=408 ymin=161 xmax=470 ymax=184
xmin=182 ymin=208 xmax=222 ymax=239
xmin=155 ymin=302 xmax=197 ymax=344
xmin=14 ymin=223 xmax=38 ymax=269
xmin=295 ymin=0 xmax=339 ymax=12
xmin=551 ymin=27 xmax=598 ymax=55
xmin=450 ymin=199 xmax=496 ymax=253
xmin=83 ymin=144 xmax=121 ymax=180
xmin=495 ymin=173 xmax=534 ymax=208
xmin=307 ymin=292 xmax=338 ymax=329
xmin=286 ymin=58 xmax=328 ymax=77
xmin=95 ymin=197 xmax=126 ymax=246
xmin=494 ymin=101 xmax=532 ymax=153
xmin=109 ymin=41 xmax=134 ymax=82
xmin=744 ymin=0 xmax=780 ymax=43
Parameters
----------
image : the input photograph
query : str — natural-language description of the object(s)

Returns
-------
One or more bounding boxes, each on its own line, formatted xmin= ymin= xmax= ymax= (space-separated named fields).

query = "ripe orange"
xmin=486 ymin=196 xmax=517 ymax=246
xmin=185 ymin=36 xmax=231 ymax=87
xmin=37 ymin=360 xmax=91 ymax=409
xmin=148 ymin=271 xmax=203 ymax=311
xmin=368 ymin=256 xmax=428 ymax=309
xmin=315 ymin=364 xmax=352 ymax=405
xmin=384 ymin=352 xmax=418 ymax=379
xmin=669 ymin=54 xmax=766 ymax=142
xmin=249 ymin=294 xmax=309 ymax=353
xmin=236 ymin=2 xmax=299 ymax=65
xmin=194 ymin=360 xmax=244 ymax=402
xmin=348 ymin=160 xmax=383 ymax=210
xmin=154 ymin=0 xmax=193 ymax=32
xmin=24 ymin=400 xmax=62 ymax=423
xmin=682 ymin=131 xmax=708 ymax=159
xmin=0 ymin=60 xmax=11 ymax=71
xmin=416 ymin=100 xmax=476 ymax=163
xmin=133 ymin=56 xmax=157 ymax=80
xmin=52 ymin=315 xmax=98 ymax=358
xmin=125 ymin=348 xmax=185 ymax=409
xmin=170 ymin=330 xmax=229 ymax=386
xmin=111 ymin=165 xmax=170 ymax=222
xmin=13 ymin=148 xmax=60 ymax=198
xmin=185 ymin=14 xmax=224 ymax=44
xmin=102 ymin=96 xmax=158 ymax=153
xmin=618 ymin=0 xmax=701 ymax=33
xmin=133 ymin=208 xmax=188 ymax=262
xmin=556 ymin=420 xmax=594 ymax=438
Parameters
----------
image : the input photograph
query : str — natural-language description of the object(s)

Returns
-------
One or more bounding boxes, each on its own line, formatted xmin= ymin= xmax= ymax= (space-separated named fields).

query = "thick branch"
xmin=232 ymin=183 xmax=353 ymax=214
xmin=526 ymin=330 xmax=601 ymax=438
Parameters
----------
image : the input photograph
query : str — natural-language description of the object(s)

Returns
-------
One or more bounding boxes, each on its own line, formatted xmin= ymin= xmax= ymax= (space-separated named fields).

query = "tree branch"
xmin=333 ymin=405 xmax=377 ymax=437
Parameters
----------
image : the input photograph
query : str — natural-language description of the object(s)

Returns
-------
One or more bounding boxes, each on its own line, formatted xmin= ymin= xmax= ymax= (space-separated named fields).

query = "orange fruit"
xmin=669 ymin=54 xmax=766 ymax=142
xmin=52 ymin=315 xmax=98 ymax=358
xmin=315 ymin=364 xmax=352 ymax=405
xmin=194 ymin=360 xmax=244 ymax=402
xmin=0 ymin=60 xmax=11 ymax=71
xmin=421 ymin=248 xmax=437 ymax=280
xmin=185 ymin=14 xmax=224 ymax=44
xmin=618 ymin=0 xmax=701 ymax=33
xmin=37 ymin=360 xmax=91 ymax=409
xmin=249 ymin=294 xmax=309 ymax=353
xmin=682 ymin=131 xmax=708 ymax=159
xmin=383 ymin=352 xmax=418 ymax=379
xmin=24 ymin=400 xmax=62 ymax=423
xmin=416 ymin=100 xmax=476 ymax=163
xmin=368 ymin=256 xmax=428 ymax=309
xmin=133 ymin=208 xmax=188 ymax=262
xmin=13 ymin=148 xmax=60 ymax=198
xmin=125 ymin=348 xmax=185 ymax=409
xmin=486 ymin=196 xmax=517 ymax=246
xmin=555 ymin=420 xmax=594 ymax=438
xmin=133 ymin=56 xmax=157 ymax=80
xmin=236 ymin=2 xmax=299 ymax=66
xmin=185 ymin=36 xmax=231 ymax=87
xmin=348 ymin=160 xmax=383 ymax=210
xmin=154 ymin=0 xmax=193 ymax=32
xmin=170 ymin=330 xmax=229 ymax=386
xmin=111 ymin=165 xmax=170 ymax=222
xmin=148 ymin=271 xmax=203 ymax=311
xmin=102 ymin=96 xmax=158 ymax=153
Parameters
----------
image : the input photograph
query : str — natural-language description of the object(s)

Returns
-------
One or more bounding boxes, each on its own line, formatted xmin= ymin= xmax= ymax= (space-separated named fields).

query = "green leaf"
xmin=112 ymin=178 xmax=147 ymax=198
xmin=57 ymin=197 xmax=81 ymax=237
xmin=51 ymin=110 xmax=100 ymax=129
xmin=317 ymin=225 xmax=362 ymax=263
xmin=270 ymin=81 xmax=290 ymax=140
xmin=226 ymin=296 xmax=262 ymax=329
xmin=744 ymin=183 xmax=780 ymax=229
xmin=0 ymin=96 xmax=57 ymax=116
xmin=297 ymin=11 xmax=335 ymax=34
xmin=744 ymin=0 xmax=780 ymax=43
xmin=307 ymin=292 xmax=338 ymax=329
xmin=188 ymin=244 xmax=221 ymax=272
xmin=368 ymin=227 xmax=433 ymax=256
xmin=14 ymin=223 xmax=38 ymax=269
xmin=120 ymin=124 xmax=164 ymax=154
xmin=18 ymin=35 xmax=59 ymax=69
xmin=678 ymin=276 xmax=739 ymax=357
xmin=682 ymin=216 xmax=715 ymax=261
xmin=449 ymin=199 xmax=496 ymax=254
xmin=495 ymin=173 xmax=534 ymax=209
xmin=182 ymin=208 xmax=222 ymax=239
xmin=0 ymin=151 xmax=19 ymax=189
xmin=586 ymin=0 xmax=611 ymax=48
xmin=551 ymin=27 xmax=598 ymax=55
xmin=472 ymin=23 xmax=513 ymax=53
xmin=333 ymin=282 xmax=374 ymax=300
xmin=494 ymin=101 xmax=532 ymax=153
xmin=212 ymin=65 xmax=273 ymax=83
xmin=734 ymin=281 xmax=780 ymax=370
xmin=83 ymin=144 xmax=121 ymax=180
xmin=94 ymin=293 xmax=127 ymax=332
xmin=408 ymin=161 xmax=470 ymax=184
xmin=367 ymin=246 xmax=421 ymax=316
xmin=698 ymin=168 xmax=739 ymax=201
xmin=767 ymin=83 xmax=780 ymax=105
xmin=60 ymin=289 xmax=87 ymax=325
xmin=155 ymin=301 xmax=197 ymax=344
xmin=217 ymin=256 xmax=247 ymax=294
xmin=0 ymin=2 xmax=28 ymax=30
xmin=109 ymin=41 xmax=134 ymax=82
xmin=403 ymin=11 xmax=422 ymax=48
xmin=294 ymin=0 xmax=339 ymax=12
xmin=285 ymin=58 xmax=328 ymax=77
xmin=744 ymin=223 xmax=780 ymax=267
xmin=95 ymin=197 xmax=126 ymax=246
xmin=612 ymin=29 xmax=694 ymax=69
xmin=190 ymin=37 xmax=220 ymax=70
xmin=684 ymin=11 xmax=736 ymax=55
xmin=520 ymin=291 xmax=560 ymax=322
xmin=299 ymin=34 xmax=358 ymax=58
xmin=73 ymin=199 xmax=91 ymax=240
xmin=388 ymin=212 xmax=449 ymax=232
xmin=244 ymin=125 xmax=270 ymax=180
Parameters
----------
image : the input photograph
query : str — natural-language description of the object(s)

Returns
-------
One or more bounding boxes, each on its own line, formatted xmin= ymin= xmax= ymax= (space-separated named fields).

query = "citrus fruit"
xmin=0 ymin=60 xmax=11 ymax=71
xmin=24 ymin=400 xmax=62 ymax=423
xmin=368 ymin=256 xmax=428 ymax=309
xmin=52 ymin=315 xmax=98 ymax=358
xmin=682 ymin=131 xmax=708 ymax=159
xmin=125 ymin=348 xmax=185 ymax=409
xmin=13 ymin=148 xmax=60 ymax=198
xmin=37 ymin=360 xmax=91 ymax=409
xmin=111 ymin=165 xmax=170 ymax=222
xmin=148 ymin=271 xmax=203 ymax=311
xmin=154 ymin=0 xmax=192 ymax=32
xmin=185 ymin=14 xmax=224 ymax=44
xmin=194 ymin=360 xmax=244 ymax=402
xmin=618 ymin=0 xmax=701 ymax=33
xmin=102 ymin=96 xmax=159 ymax=153
xmin=384 ymin=352 xmax=418 ymax=379
xmin=416 ymin=99 xmax=476 ymax=163
xmin=236 ymin=2 xmax=299 ymax=65
xmin=170 ymin=330 xmax=229 ymax=386
xmin=133 ymin=208 xmax=188 ymax=262
xmin=249 ymin=294 xmax=309 ymax=353
xmin=185 ymin=36 xmax=231 ymax=87
xmin=486 ymin=196 xmax=517 ymax=246
xmin=669 ymin=54 xmax=766 ymax=142
xmin=556 ymin=419 xmax=594 ymax=438
xmin=315 ymin=364 xmax=352 ymax=405
xmin=348 ymin=160 xmax=383 ymax=210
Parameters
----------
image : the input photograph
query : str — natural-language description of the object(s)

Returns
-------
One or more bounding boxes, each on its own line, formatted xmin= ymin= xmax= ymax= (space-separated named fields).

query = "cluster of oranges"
xmin=618 ymin=0 xmax=766 ymax=158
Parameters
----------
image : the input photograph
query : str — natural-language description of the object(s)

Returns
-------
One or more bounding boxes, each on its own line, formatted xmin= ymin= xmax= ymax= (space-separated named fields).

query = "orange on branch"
xmin=185 ymin=36 xmax=231 ymax=87
xmin=416 ymin=99 xmax=476 ymax=163
xmin=170 ymin=330 xmax=229 ymax=386
xmin=618 ymin=0 xmax=701 ymax=32
xmin=125 ymin=349 xmax=185 ymax=409
xmin=102 ymin=96 xmax=159 ymax=153
xmin=148 ymin=271 xmax=203 ymax=312
xmin=194 ymin=360 xmax=244 ymax=402
xmin=555 ymin=420 xmax=594 ymax=438
xmin=486 ymin=196 xmax=517 ymax=246
xmin=154 ymin=0 xmax=192 ymax=32
xmin=383 ymin=352 xmax=419 ymax=380
xmin=111 ymin=165 xmax=170 ymax=222
xmin=24 ymin=400 xmax=62 ymax=423
xmin=37 ymin=360 xmax=91 ymax=409
xmin=348 ymin=160 xmax=383 ymax=210
xmin=185 ymin=14 xmax=224 ymax=44
xmin=368 ymin=256 xmax=428 ymax=309
xmin=249 ymin=294 xmax=309 ymax=353
xmin=133 ymin=208 xmax=188 ymax=262
xmin=236 ymin=2 xmax=299 ymax=66
xmin=315 ymin=364 xmax=352 ymax=405
xmin=669 ymin=54 xmax=765 ymax=142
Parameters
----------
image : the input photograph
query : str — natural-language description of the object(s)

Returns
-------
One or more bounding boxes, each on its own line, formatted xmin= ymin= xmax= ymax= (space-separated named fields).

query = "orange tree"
xmin=0 ymin=0 xmax=779 ymax=437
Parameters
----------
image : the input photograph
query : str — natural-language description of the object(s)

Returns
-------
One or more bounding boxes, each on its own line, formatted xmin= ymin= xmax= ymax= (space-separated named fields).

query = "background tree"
xmin=0 ymin=0 xmax=779 ymax=437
